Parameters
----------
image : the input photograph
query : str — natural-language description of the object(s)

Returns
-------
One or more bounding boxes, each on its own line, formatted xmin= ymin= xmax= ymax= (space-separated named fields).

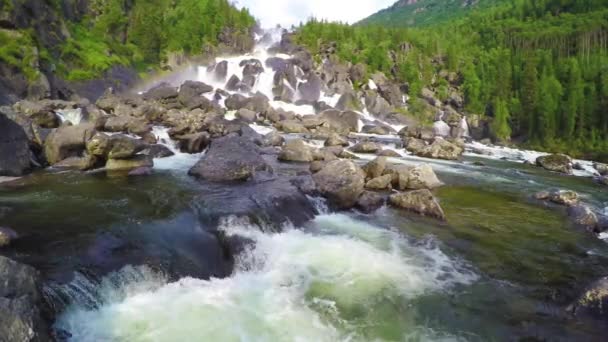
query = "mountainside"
xmin=359 ymin=0 xmax=499 ymax=27
xmin=296 ymin=0 xmax=608 ymax=159
xmin=0 ymin=0 xmax=255 ymax=105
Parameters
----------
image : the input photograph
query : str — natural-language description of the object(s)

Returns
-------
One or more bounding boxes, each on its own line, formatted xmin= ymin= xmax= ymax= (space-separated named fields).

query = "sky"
xmin=235 ymin=0 xmax=396 ymax=28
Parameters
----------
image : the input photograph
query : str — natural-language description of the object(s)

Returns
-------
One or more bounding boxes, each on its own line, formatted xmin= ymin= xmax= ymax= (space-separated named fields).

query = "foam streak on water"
xmin=54 ymin=214 xmax=476 ymax=341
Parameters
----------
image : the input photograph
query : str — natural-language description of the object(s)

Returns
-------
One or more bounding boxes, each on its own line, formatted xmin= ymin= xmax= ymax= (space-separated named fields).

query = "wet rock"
xmin=0 ymin=256 xmax=50 ymax=341
xmin=224 ymin=93 xmax=249 ymax=111
xmin=536 ymin=154 xmax=573 ymax=175
xmin=356 ymin=191 xmax=385 ymax=213
xmin=0 ymin=113 xmax=31 ymax=176
xmin=225 ymin=75 xmax=250 ymax=92
xmin=53 ymin=155 xmax=98 ymax=170
xmin=593 ymin=162 xmax=608 ymax=176
xmin=405 ymin=164 xmax=443 ymax=190
xmin=377 ymin=149 xmax=401 ymax=157
xmin=416 ymin=138 xmax=463 ymax=160
xmin=569 ymin=276 xmax=608 ymax=319
xmin=44 ymin=123 xmax=96 ymax=165
xmin=0 ymin=227 xmax=17 ymax=247
xmin=141 ymin=144 xmax=174 ymax=158
xmin=86 ymin=133 xmax=146 ymax=160
xmin=318 ymin=109 xmax=359 ymax=134
xmin=236 ymin=109 xmax=257 ymax=123
xmin=128 ymin=166 xmax=153 ymax=177
xmin=278 ymin=139 xmax=313 ymax=163
xmin=297 ymin=74 xmax=322 ymax=102
xmin=313 ymin=160 xmax=365 ymax=209
xmin=364 ymin=92 xmax=392 ymax=117
xmin=366 ymin=174 xmax=393 ymax=190
xmin=310 ymin=161 xmax=326 ymax=173
xmin=362 ymin=157 xmax=387 ymax=180
xmin=335 ymin=91 xmax=361 ymax=111
xmin=389 ymin=189 xmax=446 ymax=220
xmin=361 ymin=124 xmax=391 ymax=135
xmin=188 ymin=135 xmax=271 ymax=182
xmin=143 ymin=84 xmax=178 ymax=102
xmin=106 ymin=156 xmax=154 ymax=172
xmin=351 ymin=141 xmax=381 ymax=154
xmin=276 ymin=120 xmax=309 ymax=134
xmin=535 ymin=190 xmax=580 ymax=206
xmin=324 ymin=133 xmax=349 ymax=147
xmin=567 ymin=205 xmax=599 ymax=228
xmin=176 ymin=132 xmax=210 ymax=153
xmin=349 ymin=63 xmax=367 ymax=85
xmin=13 ymin=100 xmax=60 ymax=128
xmin=208 ymin=60 xmax=228 ymax=82
xmin=263 ymin=132 xmax=284 ymax=147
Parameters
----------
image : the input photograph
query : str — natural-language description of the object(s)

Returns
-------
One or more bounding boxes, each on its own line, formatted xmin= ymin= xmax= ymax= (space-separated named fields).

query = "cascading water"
xmin=54 ymin=214 xmax=477 ymax=341
xmin=57 ymin=108 xmax=83 ymax=125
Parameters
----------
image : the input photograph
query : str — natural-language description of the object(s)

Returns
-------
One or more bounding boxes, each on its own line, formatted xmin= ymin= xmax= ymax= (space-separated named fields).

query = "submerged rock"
xmin=389 ymin=189 xmax=446 ymax=220
xmin=313 ymin=160 xmax=365 ymax=209
xmin=351 ymin=141 xmax=381 ymax=154
xmin=106 ymin=156 xmax=154 ymax=172
xmin=416 ymin=138 xmax=463 ymax=160
xmin=569 ymin=276 xmax=608 ymax=319
xmin=536 ymin=154 xmax=573 ymax=175
xmin=535 ymin=190 xmax=580 ymax=206
xmin=567 ymin=205 xmax=599 ymax=229
xmin=188 ymin=135 xmax=271 ymax=182
xmin=0 ymin=256 xmax=50 ymax=341
xmin=0 ymin=227 xmax=18 ymax=247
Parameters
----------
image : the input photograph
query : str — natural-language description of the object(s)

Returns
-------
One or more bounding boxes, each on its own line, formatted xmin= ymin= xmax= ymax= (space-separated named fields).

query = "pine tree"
xmin=520 ymin=58 xmax=538 ymax=138
xmin=562 ymin=58 xmax=584 ymax=138
xmin=491 ymin=97 xmax=512 ymax=143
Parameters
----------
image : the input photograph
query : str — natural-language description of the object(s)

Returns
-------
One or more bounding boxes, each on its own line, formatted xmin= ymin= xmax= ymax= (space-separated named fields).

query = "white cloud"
xmin=235 ymin=0 xmax=395 ymax=28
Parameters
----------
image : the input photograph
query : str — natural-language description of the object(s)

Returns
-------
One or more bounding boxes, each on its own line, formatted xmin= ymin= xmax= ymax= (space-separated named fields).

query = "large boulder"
xmin=13 ymin=100 xmax=60 ymax=128
xmin=365 ymin=174 xmax=393 ymax=190
xmin=416 ymin=138 xmax=463 ymax=160
xmin=324 ymin=133 xmax=349 ymax=147
xmin=362 ymin=157 xmax=387 ymax=180
xmin=364 ymin=92 xmax=392 ymax=117
xmin=567 ymin=205 xmax=599 ymax=229
xmin=278 ymin=139 xmax=313 ymax=163
xmin=356 ymin=191 xmax=385 ymax=213
xmin=318 ymin=110 xmax=359 ymax=134
xmin=0 ymin=113 xmax=31 ymax=176
xmin=276 ymin=120 xmax=309 ymax=134
xmin=404 ymin=164 xmax=443 ymax=190
xmin=536 ymin=154 xmax=573 ymax=175
xmin=535 ymin=189 xmax=580 ymax=206
xmin=297 ymin=74 xmax=322 ymax=102
xmin=351 ymin=141 xmax=381 ymax=154
xmin=313 ymin=160 xmax=365 ymax=209
xmin=44 ymin=123 xmax=96 ymax=165
xmin=0 ymin=256 xmax=50 ymax=341
xmin=87 ymin=133 xmax=146 ymax=160
xmin=188 ymin=135 xmax=271 ymax=182
xmin=335 ymin=91 xmax=361 ymax=111
xmin=208 ymin=60 xmax=228 ymax=82
xmin=143 ymin=84 xmax=179 ymax=102
xmin=389 ymin=189 xmax=446 ymax=220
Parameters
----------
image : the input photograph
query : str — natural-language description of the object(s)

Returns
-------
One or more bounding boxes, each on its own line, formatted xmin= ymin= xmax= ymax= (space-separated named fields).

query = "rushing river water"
xmin=2 ymin=32 xmax=608 ymax=341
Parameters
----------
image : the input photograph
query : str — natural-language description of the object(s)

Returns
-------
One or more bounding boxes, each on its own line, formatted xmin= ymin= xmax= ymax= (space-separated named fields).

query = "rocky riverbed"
xmin=1 ymin=30 xmax=608 ymax=341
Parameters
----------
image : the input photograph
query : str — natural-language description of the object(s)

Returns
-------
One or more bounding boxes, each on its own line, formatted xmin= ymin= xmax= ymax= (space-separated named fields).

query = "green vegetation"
xmin=0 ymin=29 xmax=40 ymax=80
xmin=295 ymin=0 xmax=608 ymax=160
xmin=360 ymin=0 xmax=500 ymax=27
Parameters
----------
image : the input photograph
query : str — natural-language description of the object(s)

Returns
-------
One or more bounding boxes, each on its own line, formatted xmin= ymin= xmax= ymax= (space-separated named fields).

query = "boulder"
xmin=356 ymin=191 xmax=385 ymax=213
xmin=349 ymin=63 xmax=367 ymax=84
xmin=364 ymin=92 xmax=392 ymax=117
xmin=362 ymin=157 xmax=387 ymax=180
xmin=143 ymin=84 xmax=179 ymax=102
xmin=297 ymin=74 xmax=322 ymax=102
xmin=389 ymin=189 xmax=446 ymax=220
xmin=278 ymin=139 xmax=313 ymax=163
xmin=569 ymin=277 xmax=608 ymax=319
xmin=176 ymin=132 xmax=210 ymax=153
xmin=361 ymin=124 xmax=391 ymax=135
xmin=0 ymin=256 xmax=50 ymax=341
xmin=335 ymin=91 xmax=362 ymax=111
xmin=377 ymin=149 xmax=401 ymax=157
xmin=188 ymin=135 xmax=271 ymax=182
xmin=263 ymin=132 xmax=284 ymax=147
xmin=536 ymin=154 xmax=573 ymax=175
xmin=310 ymin=161 xmax=326 ymax=173
xmin=365 ymin=174 xmax=393 ymax=190
xmin=318 ymin=110 xmax=359 ymax=134
xmin=351 ymin=141 xmax=381 ymax=154
xmin=224 ymin=94 xmax=249 ymax=111
xmin=44 ymin=123 xmax=96 ymax=165
xmin=13 ymin=100 xmax=60 ymax=128
xmin=86 ymin=133 xmax=146 ymax=160
xmin=208 ymin=60 xmax=228 ymax=82
xmin=403 ymin=137 xmax=427 ymax=154
xmin=313 ymin=160 xmax=365 ymax=209
xmin=106 ymin=156 xmax=154 ymax=172
xmin=567 ymin=205 xmax=599 ymax=228
xmin=141 ymin=144 xmax=175 ymax=159
xmin=276 ymin=120 xmax=308 ymax=134
xmin=324 ymin=133 xmax=349 ymax=147
xmin=535 ymin=190 xmax=580 ymax=206
xmin=236 ymin=109 xmax=257 ymax=123
xmin=416 ymin=138 xmax=463 ymax=160
xmin=53 ymin=155 xmax=98 ymax=170
xmin=593 ymin=162 xmax=608 ymax=176
xmin=0 ymin=113 xmax=31 ymax=176
xmin=405 ymin=164 xmax=443 ymax=190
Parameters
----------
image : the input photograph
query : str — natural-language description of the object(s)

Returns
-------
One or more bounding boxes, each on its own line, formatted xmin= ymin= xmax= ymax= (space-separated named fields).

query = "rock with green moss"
xmin=536 ymin=154 xmax=573 ymax=175
xmin=389 ymin=189 xmax=446 ymax=220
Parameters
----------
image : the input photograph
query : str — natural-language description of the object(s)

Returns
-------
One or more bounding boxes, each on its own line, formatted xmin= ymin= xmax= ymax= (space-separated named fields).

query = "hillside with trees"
xmin=0 ymin=0 xmax=255 ymax=103
xmin=295 ymin=0 xmax=608 ymax=159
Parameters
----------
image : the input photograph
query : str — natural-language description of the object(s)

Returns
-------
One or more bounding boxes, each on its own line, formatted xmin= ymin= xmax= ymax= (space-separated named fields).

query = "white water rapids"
xmin=55 ymin=214 xmax=476 ymax=341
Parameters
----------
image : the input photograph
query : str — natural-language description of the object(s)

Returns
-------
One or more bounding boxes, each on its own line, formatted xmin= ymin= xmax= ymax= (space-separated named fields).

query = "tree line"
xmin=295 ymin=0 xmax=608 ymax=159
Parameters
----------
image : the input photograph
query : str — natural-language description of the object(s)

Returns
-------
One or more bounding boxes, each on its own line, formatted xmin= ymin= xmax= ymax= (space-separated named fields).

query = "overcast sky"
xmin=235 ymin=0 xmax=395 ymax=28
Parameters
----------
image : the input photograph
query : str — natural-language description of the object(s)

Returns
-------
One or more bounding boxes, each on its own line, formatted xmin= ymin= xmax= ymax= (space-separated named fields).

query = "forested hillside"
xmin=295 ymin=0 xmax=608 ymax=159
xmin=360 ymin=0 xmax=499 ymax=27
xmin=0 ymin=0 xmax=255 ymax=103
